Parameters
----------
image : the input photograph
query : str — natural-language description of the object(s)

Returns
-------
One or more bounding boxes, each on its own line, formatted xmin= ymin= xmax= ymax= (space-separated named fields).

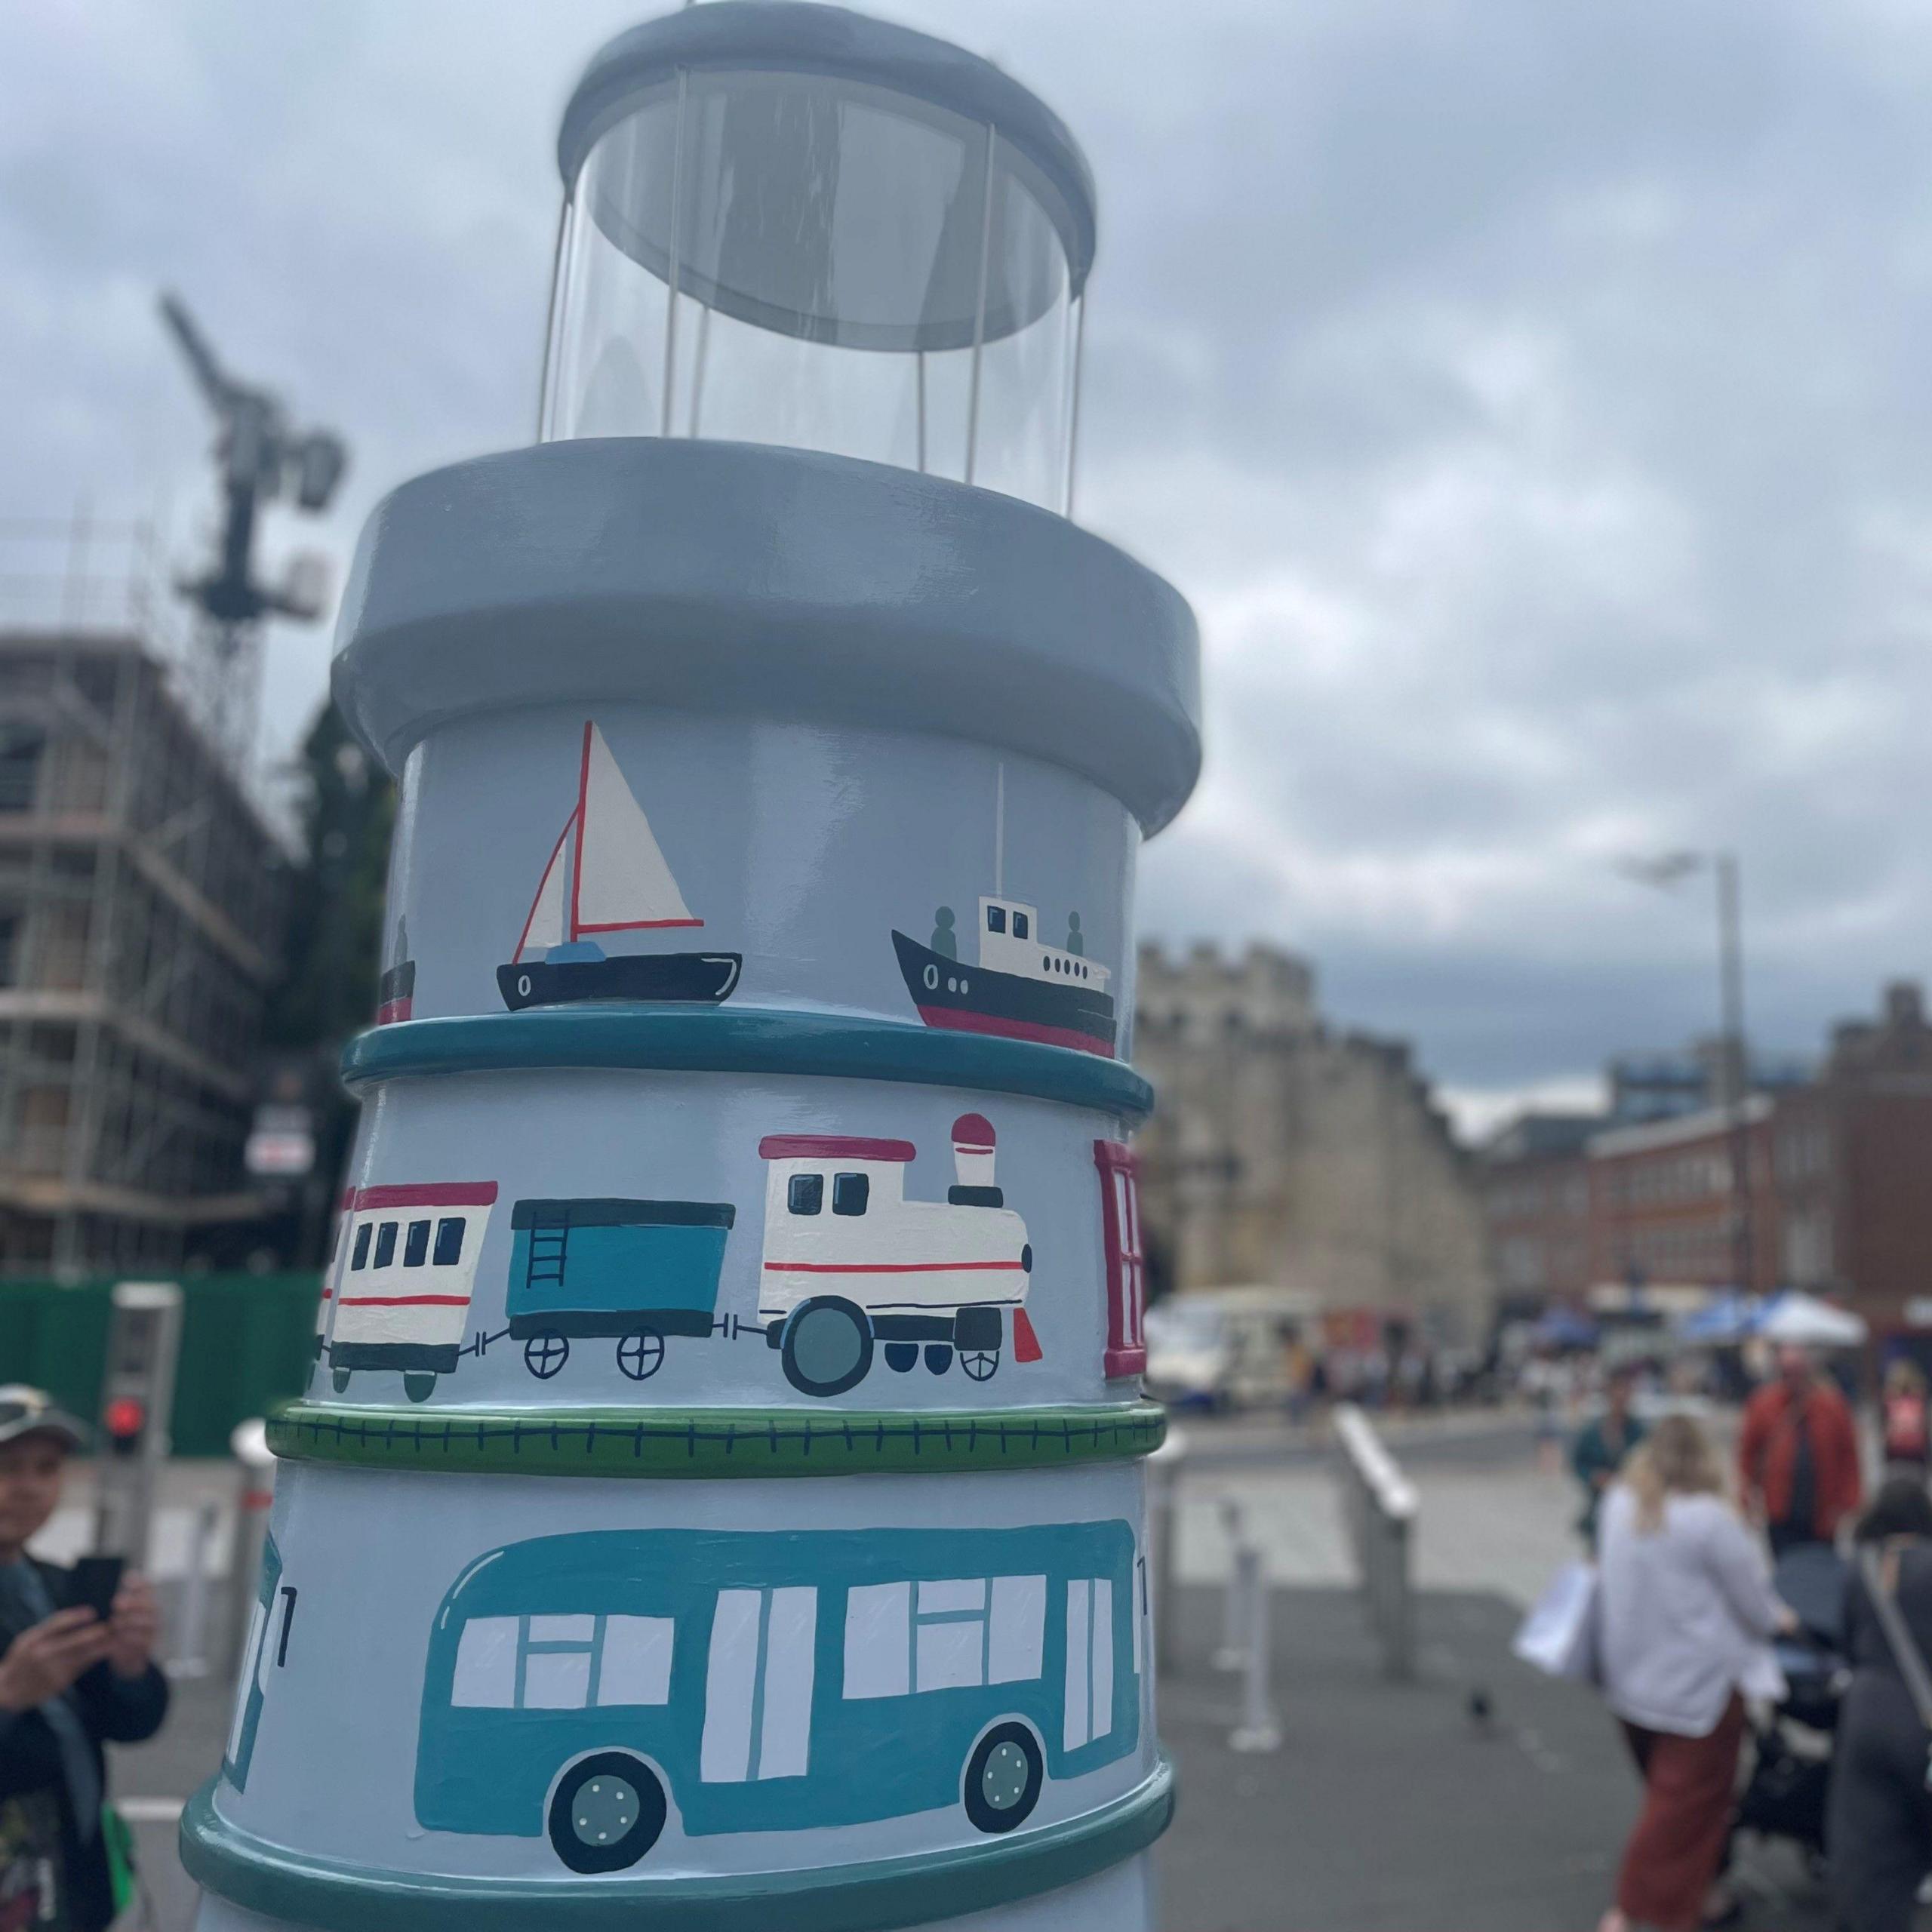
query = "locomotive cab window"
xmin=433 ymin=1217 xmax=466 ymax=1266
xmin=404 ymin=1220 xmax=432 ymax=1267
xmin=351 ymin=1223 xmax=373 ymax=1269
xmin=832 ymin=1174 xmax=870 ymax=1217
xmin=788 ymin=1174 xmax=824 ymax=1217
xmin=373 ymin=1222 xmax=398 ymax=1269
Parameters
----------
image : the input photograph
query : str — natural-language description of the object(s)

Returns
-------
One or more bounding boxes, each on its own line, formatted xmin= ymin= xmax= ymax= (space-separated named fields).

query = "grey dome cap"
xmin=557 ymin=1 xmax=1098 ymax=303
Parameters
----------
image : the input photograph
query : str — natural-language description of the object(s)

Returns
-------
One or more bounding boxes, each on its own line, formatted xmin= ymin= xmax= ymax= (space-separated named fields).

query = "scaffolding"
xmin=0 ymin=514 xmax=290 ymax=1275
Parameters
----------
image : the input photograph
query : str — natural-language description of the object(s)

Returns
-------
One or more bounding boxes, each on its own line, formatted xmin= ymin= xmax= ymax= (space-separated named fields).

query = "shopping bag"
xmin=1512 ymin=1561 xmax=1601 ymax=1684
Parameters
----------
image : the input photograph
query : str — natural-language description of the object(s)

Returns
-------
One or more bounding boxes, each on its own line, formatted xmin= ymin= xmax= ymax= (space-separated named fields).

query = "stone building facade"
xmin=1131 ymin=942 xmax=1493 ymax=1341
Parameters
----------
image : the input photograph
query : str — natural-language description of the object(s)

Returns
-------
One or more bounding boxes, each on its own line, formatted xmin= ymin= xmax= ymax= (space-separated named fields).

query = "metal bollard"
xmin=1228 ymin=1546 xmax=1281 ymax=1752
xmin=226 ymin=1419 xmax=275 ymax=1674
xmin=1148 ymin=1425 xmax=1187 ymax=1677
xmin=1214 ymin=1497 xmax=1248 ymax=1671
xmin=167 ymin=1497 xmax=220 ymax=1678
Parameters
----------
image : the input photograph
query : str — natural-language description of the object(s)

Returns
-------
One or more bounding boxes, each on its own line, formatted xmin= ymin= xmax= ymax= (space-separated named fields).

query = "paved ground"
xmin=34 ymin=1417 xmax=1902 ymax=1929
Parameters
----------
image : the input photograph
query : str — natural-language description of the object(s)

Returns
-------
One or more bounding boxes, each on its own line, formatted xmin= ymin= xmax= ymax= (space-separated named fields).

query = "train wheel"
xmin=780 ymin=1298 xmax=873 ymax=1398
xmin=524 ymin=1331 xmax=570 ymax=1380
xmin=617 ymin=1329 xmax=666 ymax=1381
xmin=924 ymin=1344 xmax=955 ymax=1375
xmin=884 ymin=1343 xmax=919 ymax=1374
xmin=961 ymin=1348 xmax=1001 ymax=1383
xmin=547 ymin=1752 xmax=666 ymax=1873
xmin=964 ymin=1723 xmax=1042 ymax=1834
xmin=402 ymin=1373 xmax=436 ymax=1403
xmin=331 ymin=1368 xmax=351 ymax=1394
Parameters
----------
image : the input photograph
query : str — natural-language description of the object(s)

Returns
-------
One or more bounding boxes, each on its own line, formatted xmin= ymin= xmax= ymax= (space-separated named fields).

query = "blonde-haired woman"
xmin=1596 ymin=1414 xmax=1793 ymax=1932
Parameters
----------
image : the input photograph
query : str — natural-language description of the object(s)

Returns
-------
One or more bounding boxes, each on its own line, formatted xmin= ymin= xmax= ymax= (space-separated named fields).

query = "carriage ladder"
xmin=523 ymin=1207 xmax=571 ymax=1292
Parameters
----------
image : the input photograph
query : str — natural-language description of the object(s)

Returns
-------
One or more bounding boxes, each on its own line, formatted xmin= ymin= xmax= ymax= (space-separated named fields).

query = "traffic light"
xmin=92 ymin=1283 xmax=183 ymax=1563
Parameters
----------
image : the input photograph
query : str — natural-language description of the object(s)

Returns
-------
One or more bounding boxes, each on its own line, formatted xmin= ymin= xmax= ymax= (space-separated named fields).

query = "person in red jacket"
xmin=1738 ymin=1345 xmax=1865 ymax=1556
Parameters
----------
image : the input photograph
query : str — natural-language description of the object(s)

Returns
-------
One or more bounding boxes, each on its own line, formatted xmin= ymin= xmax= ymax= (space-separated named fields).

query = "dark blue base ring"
xmin=181 ymin=1755 xmax=1174 ymax=1932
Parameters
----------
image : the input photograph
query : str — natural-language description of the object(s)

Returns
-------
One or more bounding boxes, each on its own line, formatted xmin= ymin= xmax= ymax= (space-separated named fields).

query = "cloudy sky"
xmin=7 ymin=0 xmax=1932 ymax=1132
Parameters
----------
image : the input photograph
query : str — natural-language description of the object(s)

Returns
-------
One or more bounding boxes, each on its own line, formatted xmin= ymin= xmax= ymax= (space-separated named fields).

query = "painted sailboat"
xmin=497 ymin=721 xmax=740 ymax=1011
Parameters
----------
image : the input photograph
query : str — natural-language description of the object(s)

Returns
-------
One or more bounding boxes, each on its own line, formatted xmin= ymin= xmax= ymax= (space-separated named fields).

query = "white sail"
xmin=571 ymin=721 xmax=700 ymax=935
xmin=515 ymin=816 xmax=573 ymax=960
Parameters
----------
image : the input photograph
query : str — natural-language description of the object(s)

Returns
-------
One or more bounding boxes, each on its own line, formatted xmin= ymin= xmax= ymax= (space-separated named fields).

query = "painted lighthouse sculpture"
xmin=187 ymin=8 xmax=1199 ymax=1930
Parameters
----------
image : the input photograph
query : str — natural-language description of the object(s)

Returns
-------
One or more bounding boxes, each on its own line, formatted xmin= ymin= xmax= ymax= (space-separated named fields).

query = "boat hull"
xmin=891 ymin=930 xmax=1116 ymax=1057
xmin=496 ymin=952 xmax=742 ymax=1011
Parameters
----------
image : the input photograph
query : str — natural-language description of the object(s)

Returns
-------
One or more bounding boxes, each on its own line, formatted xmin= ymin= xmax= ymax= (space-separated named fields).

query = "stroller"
xmin=1732 ymin=1543 xmax=1851 ymax=1873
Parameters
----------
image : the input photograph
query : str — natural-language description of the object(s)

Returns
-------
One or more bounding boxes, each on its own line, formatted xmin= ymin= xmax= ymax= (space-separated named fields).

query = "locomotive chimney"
xmin=952 ymin=1113 xmax=998 ymax=1195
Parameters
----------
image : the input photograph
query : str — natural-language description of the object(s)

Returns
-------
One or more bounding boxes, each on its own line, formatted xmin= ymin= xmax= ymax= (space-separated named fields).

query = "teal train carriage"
xmin=414 ymin=1521 xmax=1144 ymax=1872
xmin=504 ymin=1196 xmax=737 ymax=1384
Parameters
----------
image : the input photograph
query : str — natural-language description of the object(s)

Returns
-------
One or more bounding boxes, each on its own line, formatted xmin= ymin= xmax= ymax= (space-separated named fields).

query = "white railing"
xmin=1333 ymin=1402 xmax=1417 ymax=1679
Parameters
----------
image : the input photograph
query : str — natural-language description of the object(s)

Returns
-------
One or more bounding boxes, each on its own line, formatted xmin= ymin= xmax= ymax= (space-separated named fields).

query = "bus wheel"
xmin=524 ymin=1331 xmax=570 ymax=1380
xmin=331 ymin=1368 xmax=351 ymax=1394
xmin=617 ymin=1329 xmax=666 ymax=1381
xmin=402 ymin=1372 xmax=436 ymax=1403
xmin=884 ymin=1343 xmax=919 ymax=1374
xmin=547 ymin=1752 xmax=666 ymax=1873
xmin=960 ymin=1348 xmax=1001 ymax=1383
xmin=780 ymin=1298 xmax=873 ymax=1398
xmin=923 ymin=1344 xmax=954 ymax=1375
xmin=964 ymin=1723 xmax=1042 ymax=1833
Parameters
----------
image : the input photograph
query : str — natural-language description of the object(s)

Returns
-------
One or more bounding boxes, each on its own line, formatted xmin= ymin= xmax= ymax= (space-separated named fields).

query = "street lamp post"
xmin=1624 ymin=850 xmax=1755 ymax=1296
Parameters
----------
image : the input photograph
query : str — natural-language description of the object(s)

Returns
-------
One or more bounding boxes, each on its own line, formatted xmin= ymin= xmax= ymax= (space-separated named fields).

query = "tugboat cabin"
xmin=977 ymin=898 xmax=1112 ymax=991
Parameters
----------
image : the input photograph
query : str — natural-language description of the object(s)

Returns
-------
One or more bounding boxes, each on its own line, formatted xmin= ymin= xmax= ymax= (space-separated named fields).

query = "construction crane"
xmin=158 ymin=292 xmax=349 ymax=760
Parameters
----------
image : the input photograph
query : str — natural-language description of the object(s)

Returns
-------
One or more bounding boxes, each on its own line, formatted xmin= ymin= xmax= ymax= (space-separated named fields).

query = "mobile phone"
xmin=69 ymin=1555 xmax=125 ymax=1621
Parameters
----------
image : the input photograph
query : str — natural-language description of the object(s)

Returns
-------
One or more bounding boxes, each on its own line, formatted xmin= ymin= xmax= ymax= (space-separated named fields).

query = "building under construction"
xmin=0 ymin=608 xmax=289 ymax=1275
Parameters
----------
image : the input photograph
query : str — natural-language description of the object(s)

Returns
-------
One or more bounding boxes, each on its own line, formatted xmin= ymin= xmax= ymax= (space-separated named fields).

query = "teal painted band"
xmin=340 ymin=1007 xmax=1155 ymax=1123
xmin=181 ymin=1754 xmax=1175 ymax=1932
xmin=268 ymin=1399 xmax=1167 ymax=1478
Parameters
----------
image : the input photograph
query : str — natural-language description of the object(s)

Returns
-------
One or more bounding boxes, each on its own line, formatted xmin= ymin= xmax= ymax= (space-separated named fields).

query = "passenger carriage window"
xmin=788 ymin=1174 xmax=823 ymax=1216
xmin=832 ymin=1173 xmax=869 ymax=1217
xmin=350 ymin=1223 xmax=372 ymax=1269
xmin=986 ymin=906 xmax=1006 ymax=933
xmin=403 ymin=1219 xmax=432 ymax=1267
xmin=372 ymin=1222 xmax=398 ymax=1269
xmin=1013 ymin=912 xmax=1029 ymax=939
xmin=432 ymin=1217 xmax=465 ymax=1267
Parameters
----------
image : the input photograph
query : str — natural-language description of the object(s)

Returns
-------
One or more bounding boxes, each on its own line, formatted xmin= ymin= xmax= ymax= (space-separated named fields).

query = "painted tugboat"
xmin=892 ymin=898 xmax=1115 ymax=1057
xmin=497 ymin=721 xmax=741 ymax=1010
xmin=375 ymin=918 xmax=415 ymax=1024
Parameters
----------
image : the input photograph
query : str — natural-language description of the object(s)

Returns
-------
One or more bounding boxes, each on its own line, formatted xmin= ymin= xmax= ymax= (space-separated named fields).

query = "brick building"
xmin=1481 ymin=981 xmax=1932 ymax=1331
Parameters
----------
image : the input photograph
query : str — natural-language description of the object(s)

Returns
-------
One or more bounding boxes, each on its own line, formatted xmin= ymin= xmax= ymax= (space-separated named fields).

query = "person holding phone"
xmin=0 ymin=1385 xmax=167 ymax=1930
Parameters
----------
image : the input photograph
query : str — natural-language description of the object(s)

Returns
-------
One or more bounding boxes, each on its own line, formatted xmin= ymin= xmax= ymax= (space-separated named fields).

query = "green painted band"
xmin=181 ymin=1754 xmax=1175 ymax=1932
xmin=339 ymin=1008 xmax=1155 ymax=1124
xmin=268 ymin=1400 xmax=1167 ymax=1477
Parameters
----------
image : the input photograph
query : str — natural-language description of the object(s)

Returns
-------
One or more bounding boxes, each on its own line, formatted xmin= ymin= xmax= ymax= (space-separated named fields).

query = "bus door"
xmin=1061 ymin=1577 xmax=1117 ymax=1752
xmin=701 ymin=1586 xmax=818 ymax=1784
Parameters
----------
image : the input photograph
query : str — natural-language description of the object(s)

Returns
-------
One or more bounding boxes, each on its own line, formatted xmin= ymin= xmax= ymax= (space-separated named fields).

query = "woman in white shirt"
xmin=1596 ymin=1414 xmax=1792 ymax=1932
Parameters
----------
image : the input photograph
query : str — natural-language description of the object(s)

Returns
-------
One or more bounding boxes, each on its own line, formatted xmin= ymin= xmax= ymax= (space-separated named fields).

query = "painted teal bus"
xmin=414 ymin=1521 xmax=1143 ymax=1872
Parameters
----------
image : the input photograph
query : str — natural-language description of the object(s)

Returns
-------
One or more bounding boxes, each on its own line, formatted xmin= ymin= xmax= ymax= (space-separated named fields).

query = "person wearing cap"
xmin=0 ymin=1386 xmax=167 ymax=1930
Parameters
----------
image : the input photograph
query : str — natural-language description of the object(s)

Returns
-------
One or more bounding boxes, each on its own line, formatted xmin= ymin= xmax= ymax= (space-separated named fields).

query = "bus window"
xmin=787 ymin=1174 xmax=823 ymax=1217
xmin=702 ymin=1587 xmax=817 ymax=1785
xmin=403 ymin=1220 xmax=432 ymax=1267
xmin=433 ymin=1217 xmax=465 ymax=1267
xmin=453 ymin=1617 xmax=518 ymax=1707
xmin=598 ymin=1616 xmax=675 ymax=1706
xmin=842 ymin=1574 xmax=1044 ymax=1700
xmin=523 ymin=1615 xmax=595 ymax=1709
xmin=373 ymin=1222 xmax=398 ymax=1269
xmin=1063 ymin=1578 xmax=1115 ymax=1750
xmin=351 ymin=1223 xmax=373 ymax=1269
xmin=832 ymin=1174 xmax=869 ymax=1217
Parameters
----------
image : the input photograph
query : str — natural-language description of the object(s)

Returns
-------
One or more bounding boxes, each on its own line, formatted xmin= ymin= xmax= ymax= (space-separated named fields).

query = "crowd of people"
xmin=1576 ymin=1346 xmax=1932 ymax=1932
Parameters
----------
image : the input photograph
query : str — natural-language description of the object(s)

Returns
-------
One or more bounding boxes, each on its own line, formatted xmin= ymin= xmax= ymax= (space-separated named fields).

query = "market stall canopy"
xmin=1674 ymin=1292 xmax=1761 ymax=1345
xmin=1758 ymin=1290 xmax=1868 ymax=1347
